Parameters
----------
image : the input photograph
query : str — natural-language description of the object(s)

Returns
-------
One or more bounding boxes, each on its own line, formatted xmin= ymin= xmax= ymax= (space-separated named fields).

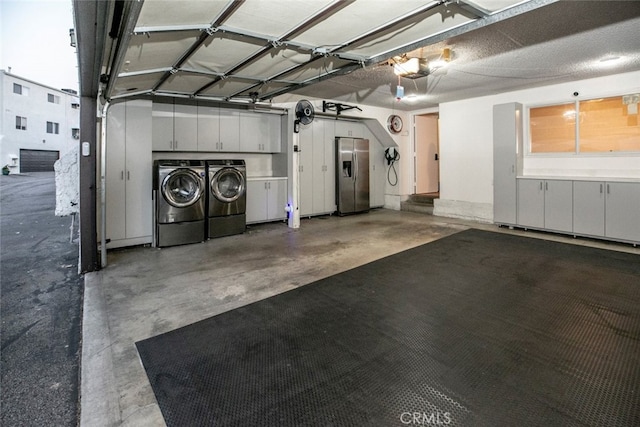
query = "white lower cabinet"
xmin=604 ymin=182 xmax=640 ymax=242
xmin=106 ymin=100 xmax=153 ymax=248
xmin=517 ymin=178 xmax=639 ymax=244
xmin=246 ymin=178 xmax=288 ymax=223
xmin=543 ymin=180 xmax=573 ymax=232
xmin=517 ymin=179 xmax=572 ymax=232
xmin=573 ymin=181 xmax=605 ymax=237
xmin=517 ymin=179 xmax=544 ymax=228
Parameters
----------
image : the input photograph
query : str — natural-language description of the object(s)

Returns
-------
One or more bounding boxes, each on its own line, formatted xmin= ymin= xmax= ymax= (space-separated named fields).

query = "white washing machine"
xmin=206 ymin=160 xmax=246 ymax=239
xmin=155 ymin=160 xmax=206 ymax=247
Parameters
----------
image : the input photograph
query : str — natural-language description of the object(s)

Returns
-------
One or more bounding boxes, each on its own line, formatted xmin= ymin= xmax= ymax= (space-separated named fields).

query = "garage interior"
xmin=72 ymin=1 xmax=640 ymax=426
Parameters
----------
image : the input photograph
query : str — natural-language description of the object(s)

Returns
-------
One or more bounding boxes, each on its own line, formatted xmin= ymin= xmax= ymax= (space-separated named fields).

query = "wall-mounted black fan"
xmin=294 ymin=100 xmax=314 ymax=133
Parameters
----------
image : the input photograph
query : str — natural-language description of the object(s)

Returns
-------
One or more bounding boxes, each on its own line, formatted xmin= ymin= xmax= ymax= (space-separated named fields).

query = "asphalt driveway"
xmin=1 ymin=172 xmax=82 ymax=426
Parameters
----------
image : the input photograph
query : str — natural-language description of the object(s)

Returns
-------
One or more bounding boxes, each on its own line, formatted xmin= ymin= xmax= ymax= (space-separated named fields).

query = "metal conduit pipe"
xmin=100 ymin=99 xmax=110 ymax=268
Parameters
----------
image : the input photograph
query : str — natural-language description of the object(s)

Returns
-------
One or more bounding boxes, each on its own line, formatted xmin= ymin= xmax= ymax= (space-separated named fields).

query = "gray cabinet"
xmin=246 ymin=178 xmax=287 ymax=223
xmin=544 ymin=180 xmax=573 ymax=232
xmin=105 ymin=100 xmax=153 ymax=248
xmin=573 ymin=181 xmax=605 ymax=237
xmin=239 ymin=111 xmax=282 ymax=153
xmin=152 ymin=101 xmax=197 ymax=151
xmin=493 ymin=103 xmax=523 ymax=225
xmin=605 ymin=182 xmax=640 ymax=242
xmin=334 ymin=120 xmax=364 ymax=138
xmin=517 ymin=179 xmax=544 ymax=228
xmin=365 ymin=128 xmax=386 ymax=208
xmin=197 ymin=105 xmax=240 ymax=152
xmin=517 ymin=178 xmax=572 ymax=232
xmin=299 ymin=119 xmax=336 ymax=216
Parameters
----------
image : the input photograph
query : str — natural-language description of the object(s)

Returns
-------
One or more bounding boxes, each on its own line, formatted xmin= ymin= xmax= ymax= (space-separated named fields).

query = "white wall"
xmin=435 ymin=70 xmax=640 ymax=222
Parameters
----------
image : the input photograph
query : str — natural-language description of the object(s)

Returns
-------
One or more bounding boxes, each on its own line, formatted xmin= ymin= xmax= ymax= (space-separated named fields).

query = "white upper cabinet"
xmin=152 ymin=101 xmax=197 ymax=151
xmin=197 ymin=105 xmax=240 ymax=152
xmin=239 ymin=111 xmax=282 ymax=153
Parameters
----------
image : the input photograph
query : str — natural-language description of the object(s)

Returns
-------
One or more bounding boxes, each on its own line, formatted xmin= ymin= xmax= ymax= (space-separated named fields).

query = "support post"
xmin=79 ymin=96 xmax=99 ymax=272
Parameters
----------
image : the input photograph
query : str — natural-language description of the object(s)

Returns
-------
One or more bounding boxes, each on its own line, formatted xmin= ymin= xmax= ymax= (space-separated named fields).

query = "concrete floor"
xmin=80 ymin=209 xmax=640 ymax=426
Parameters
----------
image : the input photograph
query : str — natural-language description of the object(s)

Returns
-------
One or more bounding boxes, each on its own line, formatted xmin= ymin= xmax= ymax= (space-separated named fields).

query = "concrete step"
xmin=406 ymin=193 xmax=437 ymax=205
xmin=400 ymin=201 xmax=434 ymax=215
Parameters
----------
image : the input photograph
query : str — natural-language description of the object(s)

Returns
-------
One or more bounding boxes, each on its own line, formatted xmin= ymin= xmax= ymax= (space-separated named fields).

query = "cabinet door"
xmin=267 ymin=180 xmax=287 ymax=220
xmin=365 ymin=128 xmax=385 ymax=208
xmin=264 ymin=114 xmax=282 ymax=153
xmin=493 ymin=103 xmax=522 ymax=225
xmin=239 ymin=112 xmax=261 ymax=152
xmin=544 ymin=180 xmax=572 ymax=232
xmin=322 ymin=120 xmax=336 ymax=213
xmin=312 ymin=120 xmax=326 ymax=214
xmin=573 ymin=181 xmax=605 ymax=236
xmin=152 ymin=102 xmax=174 ymax=151
xmin=299 ymin=124 xmax=314 ymax=216
xmin=219 ymin=108 xmax=240 ymax=152
xmin=335 ymin=120 xmax=363 ymax=138
xmin=173 ymin=103 xmax=198 ymax=151
xmin=517 ymin=179 xmax=544 ymax=228
xmin=106 ymin=102 xmax=126 ymax=241
xmin=605 ymin=182 xmax=640 ymax=242
xmin=246 ymin=180 xmax=267 ymax=223
xmin=197 ymin=105 xmax=219 ymax=151
xmin=125 ymin=99 xmax=153 ymax=239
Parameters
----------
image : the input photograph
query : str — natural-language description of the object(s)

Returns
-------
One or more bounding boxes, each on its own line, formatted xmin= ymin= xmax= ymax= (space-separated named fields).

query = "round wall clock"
xmin=387 ymin=114 xmax=403 ymax=134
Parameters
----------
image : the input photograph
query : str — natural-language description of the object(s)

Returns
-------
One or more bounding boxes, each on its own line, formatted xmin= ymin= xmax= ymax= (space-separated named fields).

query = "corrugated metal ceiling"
xmin=104 ymin=0 xmax=549 ymax=102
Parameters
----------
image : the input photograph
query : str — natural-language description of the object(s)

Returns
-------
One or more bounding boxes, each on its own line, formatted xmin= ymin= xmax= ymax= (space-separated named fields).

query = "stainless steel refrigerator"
xmin=336 ymin=137 xmax=369 ymax=215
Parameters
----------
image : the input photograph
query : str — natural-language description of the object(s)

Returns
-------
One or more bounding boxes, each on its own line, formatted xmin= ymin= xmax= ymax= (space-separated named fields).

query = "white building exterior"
xmin=0 ymin=70 xmax=79 ymax=173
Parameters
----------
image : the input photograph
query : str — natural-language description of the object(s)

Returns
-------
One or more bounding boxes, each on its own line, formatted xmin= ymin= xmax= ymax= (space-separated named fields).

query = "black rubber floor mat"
xmin=136 ymin=229 xmax=640 ymax=426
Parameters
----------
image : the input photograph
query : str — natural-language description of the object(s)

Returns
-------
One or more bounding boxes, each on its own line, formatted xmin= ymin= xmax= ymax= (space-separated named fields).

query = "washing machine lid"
xmin=162 ymin=169 xmax=203 ymax=208
xmin=211 ymin=168 xmax=245 ymax=203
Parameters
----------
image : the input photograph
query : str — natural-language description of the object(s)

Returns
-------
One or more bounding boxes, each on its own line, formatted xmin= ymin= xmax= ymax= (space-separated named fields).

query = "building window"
xmin=529 ymin=94 xmax=640 ymax=154
xmin=71 ymin=103 xmax=80 ymax=109
xmin=16 ymin=116 xmax=27 ymax=130
xmin=72 ymin=128 xmax=80 ymax=139
xmin=46 ymin=121 xmax=60 ymax=134
xmin=48 ymin=93 xmax=61 ymax=104
xmin=13 ymin=83 xmax=29 ymax=96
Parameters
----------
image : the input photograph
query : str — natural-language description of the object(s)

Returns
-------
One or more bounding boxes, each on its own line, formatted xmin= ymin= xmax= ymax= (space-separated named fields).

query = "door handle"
xmin=539 ymin=181 xmax=543 ymax=190
xmin=127 ymin=171 xmax=130 ymax=180
xmin=600 ymin=184 xmax=603 ymax=194
xmin=545 ymin=182 xmax=548 ymax=191
xmin=353 ymin=152 xmax=358 ymax=180
xmin=174 ymin=140 xmax=178 ymax=149
xmin=121 ymin=171 xmax=124 ymax=180
xmin=607 ymin=184 xmax=610 ymax=194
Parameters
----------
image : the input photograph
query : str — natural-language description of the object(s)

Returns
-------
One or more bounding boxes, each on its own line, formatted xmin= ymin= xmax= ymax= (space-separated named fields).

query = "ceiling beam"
xmin=150 ymin=0 xmax=246 ymax=94
xmin=261 ymin=0 xmax=557 ymax=101
xmin=195 ymin=0 xmax=355 ymax=97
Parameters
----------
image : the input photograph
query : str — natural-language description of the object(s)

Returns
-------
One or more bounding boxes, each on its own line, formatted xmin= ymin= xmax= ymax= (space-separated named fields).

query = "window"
xmin=72 ymin=128 xmax=80 ymax=139
xmin=16 ymin=116 xmax=27 ymax=130
xmin=529 ymin=94 xmax=640 ymax=153
xmin=48 ymin=93 xmax=60 ymax=104
xmin=46 ymin=121 xmax=60 ymax=134
xmin=13 ymin=83 xmax=29 ymax=96
xmin=71 ymin=103 xmax=80 ymax=109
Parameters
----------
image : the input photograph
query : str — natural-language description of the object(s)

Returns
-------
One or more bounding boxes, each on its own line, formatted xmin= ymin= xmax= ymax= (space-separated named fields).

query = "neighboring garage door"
xmin=20 ymin=149 xmax=60 ymax=172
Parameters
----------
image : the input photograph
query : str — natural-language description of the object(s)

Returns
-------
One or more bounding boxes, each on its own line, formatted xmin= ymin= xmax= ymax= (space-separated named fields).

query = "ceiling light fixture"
xmin=392 ymin=48 xmax=452 ymax=79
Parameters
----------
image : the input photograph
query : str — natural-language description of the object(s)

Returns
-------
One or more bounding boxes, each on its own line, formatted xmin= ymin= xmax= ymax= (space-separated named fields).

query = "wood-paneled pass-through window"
xmin=529 ymin=95 xmax=640 ymax=153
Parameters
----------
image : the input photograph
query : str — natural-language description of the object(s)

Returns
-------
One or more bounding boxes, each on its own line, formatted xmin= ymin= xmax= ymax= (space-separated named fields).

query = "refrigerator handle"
xmin=353 ymin=151 xmax=357 ymax=181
